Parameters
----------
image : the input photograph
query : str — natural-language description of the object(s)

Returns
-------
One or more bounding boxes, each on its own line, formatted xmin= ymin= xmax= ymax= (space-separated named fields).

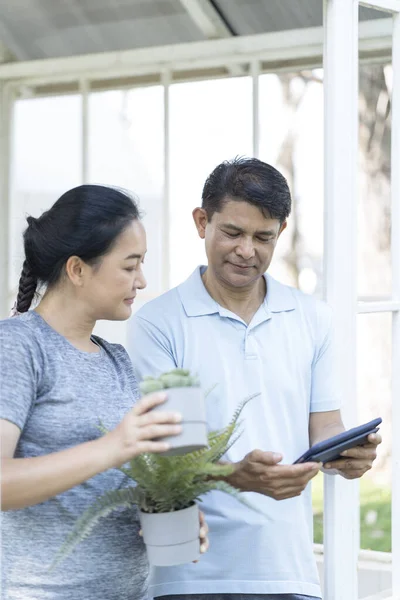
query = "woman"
xmin=0 ymin=185 xmax=208 ymax=600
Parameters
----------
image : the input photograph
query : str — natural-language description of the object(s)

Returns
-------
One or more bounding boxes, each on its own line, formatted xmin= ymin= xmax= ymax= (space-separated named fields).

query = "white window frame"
xmin=323 ymin=2 xmax=399 ymax=598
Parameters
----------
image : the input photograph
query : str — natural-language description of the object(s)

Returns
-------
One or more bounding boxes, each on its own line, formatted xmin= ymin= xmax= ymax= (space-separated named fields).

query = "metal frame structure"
xmin=323 ymin=2 xmax=399 ymax=599
xmin=323 ymin=1 xmax=360 ymax=596
xmin=0 ymin=2 xmax=399 ymax=598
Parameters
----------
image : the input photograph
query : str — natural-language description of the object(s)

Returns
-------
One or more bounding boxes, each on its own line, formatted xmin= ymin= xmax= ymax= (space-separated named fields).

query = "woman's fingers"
xmin=198 ymin=510 xmax=209 ymax=554
xmin=132 ymin=392 xmax=168 ymax=416
xmin=137 ymin=423 xmax=182 ymax=441
xmin=199 ymin=511 xmax=208 ymax=536
xmin=135 ymin=440 xmax=171 ymax=454
xmin=137 ymin=410 xmax=182 ymax=428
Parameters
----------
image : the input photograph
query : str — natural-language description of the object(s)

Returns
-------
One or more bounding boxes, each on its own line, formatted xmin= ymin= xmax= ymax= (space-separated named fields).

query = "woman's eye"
xmin=125 ymin=267 xmax=136 ymax=272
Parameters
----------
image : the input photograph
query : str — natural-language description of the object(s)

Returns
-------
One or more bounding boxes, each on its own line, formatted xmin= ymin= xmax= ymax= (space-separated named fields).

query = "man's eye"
xmin=125 ymin=267 xmax=136 ymax=272
xmin=225 ymin=231 xmax=240 ymax=238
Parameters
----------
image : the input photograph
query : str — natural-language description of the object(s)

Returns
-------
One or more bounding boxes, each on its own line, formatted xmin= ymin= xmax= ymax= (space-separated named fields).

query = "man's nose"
xmin=236 ymin=238 xmax=255 ymax=260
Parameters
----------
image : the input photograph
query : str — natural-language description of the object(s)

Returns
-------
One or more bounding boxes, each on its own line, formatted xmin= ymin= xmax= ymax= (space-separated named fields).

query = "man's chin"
xmin=222 ymin=266 xmax=261 ymax=287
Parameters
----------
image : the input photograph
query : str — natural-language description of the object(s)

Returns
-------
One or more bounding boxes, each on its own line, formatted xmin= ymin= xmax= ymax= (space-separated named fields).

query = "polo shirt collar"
xmin=178 ymin=266 xmax=296 ymax=318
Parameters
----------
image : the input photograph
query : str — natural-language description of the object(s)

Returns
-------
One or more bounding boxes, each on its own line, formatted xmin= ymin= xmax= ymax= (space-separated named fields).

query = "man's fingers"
xmin=340 ymin=446 xmax=377 ymax=460
xmin=270 ymin=487 xmax=305 ymax=501
xmin=260 ymin=462 xmax=320 ymax=481
xmin=325 ymin=457 xmax=372 ymax=471
xmin=367 ymin=433 xmax=382 ymax=446
xmin=249 ymin=449 xmax=283 ymax=465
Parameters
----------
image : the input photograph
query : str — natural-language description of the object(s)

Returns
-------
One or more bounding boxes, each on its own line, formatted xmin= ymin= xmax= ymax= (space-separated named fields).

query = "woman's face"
xmin=80 ymin=219 xmax=147 ymax=321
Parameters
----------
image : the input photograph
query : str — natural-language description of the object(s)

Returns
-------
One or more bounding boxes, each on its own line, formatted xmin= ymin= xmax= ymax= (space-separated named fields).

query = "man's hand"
xmin=323 ymin=433 xmax=382 ymax=479
xmin=228 ymin=450 xmax=321 ymax=501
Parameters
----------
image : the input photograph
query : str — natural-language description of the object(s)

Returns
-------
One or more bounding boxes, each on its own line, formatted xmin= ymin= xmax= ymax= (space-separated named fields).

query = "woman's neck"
xmin=35 ymin=292 xmax=98 ymax=353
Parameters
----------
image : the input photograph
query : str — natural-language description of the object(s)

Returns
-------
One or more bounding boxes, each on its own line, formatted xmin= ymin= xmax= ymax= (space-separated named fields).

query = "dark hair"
xmin=16 ymin=184 xmax=140 ymax=313
xmin=201 ymin=157 xmax=291 ymax=222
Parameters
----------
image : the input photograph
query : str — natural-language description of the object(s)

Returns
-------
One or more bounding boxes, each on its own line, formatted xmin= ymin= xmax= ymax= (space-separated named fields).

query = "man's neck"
xmin=201 ymin=268 xmax=266 ymax=325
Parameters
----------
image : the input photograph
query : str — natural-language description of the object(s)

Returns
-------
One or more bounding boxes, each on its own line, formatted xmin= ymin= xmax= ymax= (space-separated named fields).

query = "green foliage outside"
xmin=312 ymin=473 xmax=391 ymax=552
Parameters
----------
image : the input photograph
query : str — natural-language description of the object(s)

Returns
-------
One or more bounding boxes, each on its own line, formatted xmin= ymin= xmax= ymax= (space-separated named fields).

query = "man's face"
xmin=193 ymin=199 xmax=286 ymax=289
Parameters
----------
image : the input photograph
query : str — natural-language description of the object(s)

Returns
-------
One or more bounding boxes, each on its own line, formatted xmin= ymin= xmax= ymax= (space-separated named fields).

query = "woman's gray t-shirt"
xmin=0 ymin=311 xmax=149 ymax=600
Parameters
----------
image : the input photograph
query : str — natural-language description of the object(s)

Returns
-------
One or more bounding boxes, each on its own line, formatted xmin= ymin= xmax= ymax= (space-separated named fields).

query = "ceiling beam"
xmin=179 ymin=0 xmax=244 ymax=76
xmin=179 ymin=0 xmax=235 ymax=38
xmin=0 ymin=41 xmax=15 ymax=63
xmin=0 ymin=18 xmax=393 ymax=83
xmin=0 ymin=20 xmax=27 ymax=61
xmin=359 ymin=0 xmax=400 ymax=12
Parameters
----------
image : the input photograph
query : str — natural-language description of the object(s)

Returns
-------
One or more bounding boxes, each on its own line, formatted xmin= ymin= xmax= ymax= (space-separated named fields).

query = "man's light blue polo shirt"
xmin=128 ymin=267 xmax=340 ymax=599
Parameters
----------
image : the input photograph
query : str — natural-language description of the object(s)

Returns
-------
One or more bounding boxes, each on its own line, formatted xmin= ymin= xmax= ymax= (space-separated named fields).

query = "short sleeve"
xmin=0 ymin=320 xmax=41 ymax=430
xmin=310 ymin=304 xmax=341 ymax=413
xmin=128 ymin=315 xmax=177 ymax=382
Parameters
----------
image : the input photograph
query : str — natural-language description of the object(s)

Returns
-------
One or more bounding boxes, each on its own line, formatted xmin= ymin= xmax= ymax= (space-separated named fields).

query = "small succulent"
xmin=139 ymin=368 xmax=200 ymax=395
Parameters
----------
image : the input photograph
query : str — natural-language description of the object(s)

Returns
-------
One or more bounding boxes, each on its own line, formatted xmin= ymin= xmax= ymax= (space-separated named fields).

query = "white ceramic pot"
xmin=152 ymin=386 xmax=207 ymax=456
xmin=140 ymin=503 xmax=200 ymax=566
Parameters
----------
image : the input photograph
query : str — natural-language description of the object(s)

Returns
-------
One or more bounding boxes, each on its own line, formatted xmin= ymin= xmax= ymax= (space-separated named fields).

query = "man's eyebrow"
xmin=221 ymin=223 xmax=276 ymax=236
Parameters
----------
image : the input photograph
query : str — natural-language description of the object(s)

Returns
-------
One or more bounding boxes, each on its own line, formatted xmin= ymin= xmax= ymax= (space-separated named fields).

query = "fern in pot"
xmin=52 ymin=394 xmax=256 ymax=568
xmin=139 ymin=369 xmax=207 ymax=456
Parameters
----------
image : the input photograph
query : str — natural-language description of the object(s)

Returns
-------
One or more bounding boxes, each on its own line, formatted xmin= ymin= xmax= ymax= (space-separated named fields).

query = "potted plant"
xmin=139 ymin=369 xmax=207 ymax=456
xmin=51 ymin=397 xmax=258 ymax=569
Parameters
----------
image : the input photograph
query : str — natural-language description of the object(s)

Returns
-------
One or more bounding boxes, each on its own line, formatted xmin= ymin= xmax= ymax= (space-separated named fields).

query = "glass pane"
xmin=88 ymin=87 xmax=164 ymax=345
xmin=259 ymin=72 xmax=324 ymax=296
xmin=357 ymin=313 xmax=392 ymax=552
xmin=88 ymin=87 xmax=164 ymax=297
xmin=169 ymin=77 xmax=253 ymax=287
xmin=357 ymin=62 xmax=392 ymax=299
xmin=313 ymin=313 xmax=392 ymax=552
xmin=9 ymin=95 xmax=82 ymax=305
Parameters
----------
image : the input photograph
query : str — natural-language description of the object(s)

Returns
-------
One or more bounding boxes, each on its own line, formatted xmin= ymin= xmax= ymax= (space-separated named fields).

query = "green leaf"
xmin=50 ymin=488 xmax=138 ymax=570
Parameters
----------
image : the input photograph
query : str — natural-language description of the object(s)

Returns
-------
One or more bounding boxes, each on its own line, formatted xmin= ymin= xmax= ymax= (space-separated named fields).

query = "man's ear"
xmin=65 ymin=256 xmax=86 ymax=287
xmin=192 ymin=207 xmax=209 ymax=240
xmin=278 ymin=220 xmax=288 ymax=237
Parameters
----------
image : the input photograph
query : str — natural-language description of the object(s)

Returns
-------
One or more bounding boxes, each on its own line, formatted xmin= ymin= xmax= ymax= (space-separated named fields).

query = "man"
xmin=129 ymin=158 xmax=381 ymax=600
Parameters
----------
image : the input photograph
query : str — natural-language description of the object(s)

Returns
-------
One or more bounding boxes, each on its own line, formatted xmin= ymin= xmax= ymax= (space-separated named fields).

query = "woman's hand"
xmin=195 ymin=510 xmax=209 ymax=561
xmin=107 ymin=392 xmax=182 ymax=467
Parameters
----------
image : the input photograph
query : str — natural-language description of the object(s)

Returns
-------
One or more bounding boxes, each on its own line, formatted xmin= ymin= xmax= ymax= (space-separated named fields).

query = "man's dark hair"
xmin=201 ymin=157 xmax=291 ymax=222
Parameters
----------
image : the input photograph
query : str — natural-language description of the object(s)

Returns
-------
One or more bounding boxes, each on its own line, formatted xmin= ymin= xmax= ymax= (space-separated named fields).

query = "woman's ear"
xmin=65 ymin=256 xmax=86 ymax=287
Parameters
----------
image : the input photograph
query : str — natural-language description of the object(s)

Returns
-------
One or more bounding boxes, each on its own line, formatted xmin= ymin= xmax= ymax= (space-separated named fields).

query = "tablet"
xmin=293 ymin=417 xmax=382 ymax=464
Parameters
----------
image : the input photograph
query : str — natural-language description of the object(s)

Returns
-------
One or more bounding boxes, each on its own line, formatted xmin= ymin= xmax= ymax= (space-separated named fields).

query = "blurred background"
xmin=0 ymin=0 xmax=395 ymax=565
